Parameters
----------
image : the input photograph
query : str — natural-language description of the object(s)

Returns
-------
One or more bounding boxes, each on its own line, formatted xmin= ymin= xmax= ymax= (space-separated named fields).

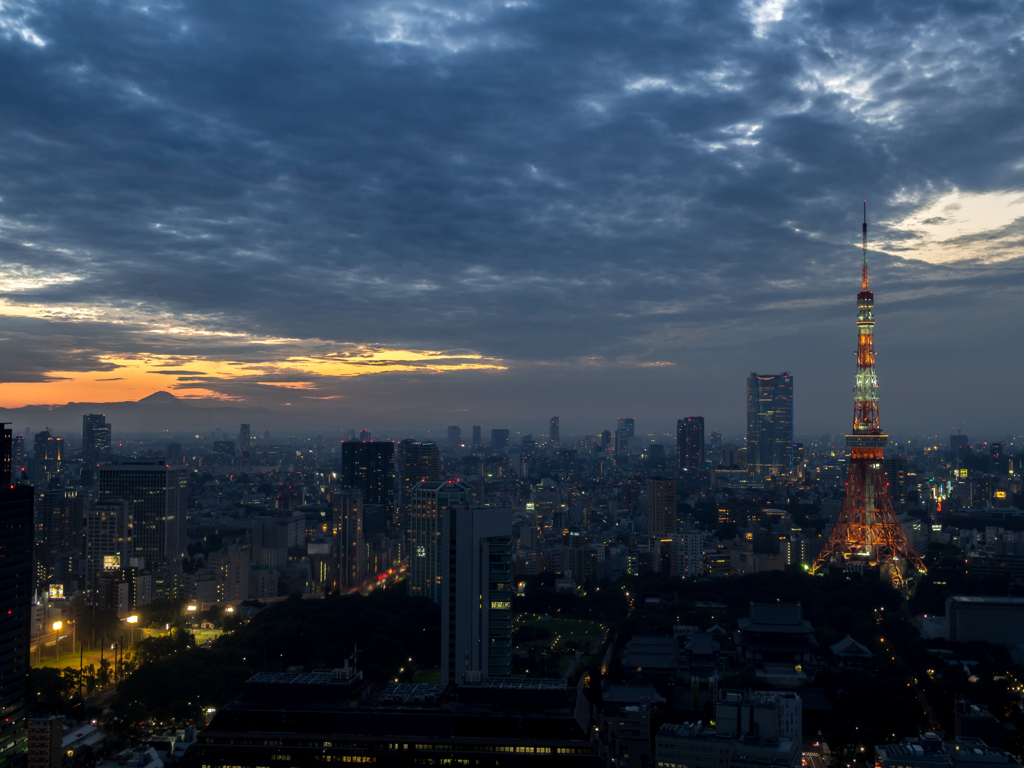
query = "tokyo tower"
xmin=810 ymin=204 xmax=926 ymax=589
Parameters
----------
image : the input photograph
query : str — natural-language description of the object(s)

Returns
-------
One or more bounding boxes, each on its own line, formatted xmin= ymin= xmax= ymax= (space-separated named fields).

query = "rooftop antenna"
xmin=862 ymin=201 xmax=869 ymax=292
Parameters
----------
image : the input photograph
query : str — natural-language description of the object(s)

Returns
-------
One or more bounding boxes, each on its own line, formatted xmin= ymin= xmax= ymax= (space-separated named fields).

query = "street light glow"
xmin=127 ymin=615 xmax=139 ymax=624
xmin=52 ymin=621 xmax=62 ymax=631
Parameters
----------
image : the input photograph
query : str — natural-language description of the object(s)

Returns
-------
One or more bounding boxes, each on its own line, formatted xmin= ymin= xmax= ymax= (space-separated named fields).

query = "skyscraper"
xmin=447 ymin=426 xmax=462 ymax=450
xmin=82 ymin=414 xmax=111 ymax=466
xmin=408 ymin=479 xmax=474 ymax=604
xmin=0 ymin=425 xmax=32 ymax=766
xmin=85 ymin=500 xmax=133 ymax=597
xmin=1 ymin=423 xmax=11 ymax=485
xmin=358 ymin=429 xmax=371 ymax=442
xmin=549 ymin=417 xmax=560 ymax=447
xmin=97 ymin=459 xmax=188 ymax=567
xmin=647 ymin=476 xmax=676 ymax=538
xmin=471 ymin=425 xmax=482 ymax=450
xmin=33 ymin=488 xmax=84 ymax=590
xmin=746 ymin=373 xmax=794 ymax=476
xmin=330 ymin=489 xmax=365 ymax=591
xmin=676 ymin=417 xmax=705 ymax=472
xmin=340 ymin=441 xmax=395 ymax=509
xmin=239 ymin=423 xmax=251 ymax=455
xmin=615 ymin=417 xmax=635 ymax=457
xmin=396 ymin=440 xmax=441 ymax=525
xmin=32 ymin=430 xmax=63 ymax=487
xmin=489 ymin=429 xmax=510 ymax=451
xmin=441 ymin=506 xmax=512 ymax=685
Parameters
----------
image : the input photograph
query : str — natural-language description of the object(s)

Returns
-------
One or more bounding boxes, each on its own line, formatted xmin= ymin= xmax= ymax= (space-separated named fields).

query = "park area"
xmin=512 ymin=614 xmax=607 ymax=679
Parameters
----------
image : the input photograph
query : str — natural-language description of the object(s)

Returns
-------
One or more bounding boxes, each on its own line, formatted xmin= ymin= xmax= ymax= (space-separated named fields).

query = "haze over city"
xmin=1 ymin=0 xmax=1022 ymax=437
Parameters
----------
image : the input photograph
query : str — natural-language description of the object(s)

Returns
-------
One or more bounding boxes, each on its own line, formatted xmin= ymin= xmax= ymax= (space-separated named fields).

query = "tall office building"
xmin=340 ymin=441 xmax=394 ymax=509
xmin=676 ymin=417 xmax=705 ymax=472
xmin=85 ymin=500 xmax=133 ymax=597
xmin=648 ymin=476 xmax=676 ymax=538
xmin=32 ymin=430 xmax=63 ymax=487
xmin=490 ymin=429 xmax=510 ymax=451
xmin=1 ymin=423 xmax=11 ymax=485
xmin=615 ymin=417 xmax=635 ymax=457
xmin=447 ymin=426 xmax=462 ymax=450
xmin=330 ymin=489 xmax=365 ymax=591
xmin=396 ymin=440 xmax=441 ymax=525
xmin=82 ymin=414 xmax=111 ymax=465
xmin=746 ymin=373 xmax=794 ymax=476
xmin=33 ymin=488 xmax=84 ymax=590
xmin=441 ymin=506 xmax=512 ymax=685
xmin=358 ymin=429 xmax=371 ymax=442
xmin=0 ymin=433 xmax=32 ymax=767
xmin=239 ymin=423 xmax=251 ymax=454
xmin=471 ymin=425 xmax=482 ymax=450
xmin=549 ymin=417 xmax=560 ymax=447
xmin=252 ymin=514 xmax=304 ymax=569
xmin=97 ymin=459 xmax=188 ymax=567
xmin=407 ymin=479 xmax=474 ymax=604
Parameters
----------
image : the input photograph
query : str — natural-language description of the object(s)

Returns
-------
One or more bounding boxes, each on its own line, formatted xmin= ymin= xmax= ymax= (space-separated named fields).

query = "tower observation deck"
xmin=810 ymin=204 xmax=926 ymax=589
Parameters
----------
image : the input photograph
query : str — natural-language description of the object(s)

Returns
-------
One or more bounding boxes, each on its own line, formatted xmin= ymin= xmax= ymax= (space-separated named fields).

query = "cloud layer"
xmin=1 ymin=0 xmax=1023 ymax=437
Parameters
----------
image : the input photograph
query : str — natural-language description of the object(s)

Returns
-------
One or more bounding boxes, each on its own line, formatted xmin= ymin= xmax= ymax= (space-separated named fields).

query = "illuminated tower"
xmin=811 ymin=204 xmax=926 ymax=588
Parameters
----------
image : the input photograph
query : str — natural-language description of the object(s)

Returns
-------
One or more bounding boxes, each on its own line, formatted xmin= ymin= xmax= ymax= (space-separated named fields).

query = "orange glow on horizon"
xmin=0 ymin=349 xmax=507 ymax=407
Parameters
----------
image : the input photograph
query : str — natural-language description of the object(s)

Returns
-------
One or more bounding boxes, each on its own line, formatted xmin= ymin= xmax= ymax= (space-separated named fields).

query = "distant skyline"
xmin=1 ymin=1 xmax=1022 ymax=437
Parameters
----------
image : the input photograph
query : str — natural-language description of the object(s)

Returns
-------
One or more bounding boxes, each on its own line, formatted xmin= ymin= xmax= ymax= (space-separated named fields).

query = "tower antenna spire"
xmin=811 ymin=201 xmax=926 ymax=589
xmin=862 ymin=201 xmax=869 ymax=291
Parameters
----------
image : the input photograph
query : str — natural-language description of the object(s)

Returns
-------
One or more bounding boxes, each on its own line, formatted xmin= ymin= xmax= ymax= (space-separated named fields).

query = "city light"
xmin=126 ymin=615 xmax=139 ymax=624
xmin=52 ymin=621 xmax=62 ymax=631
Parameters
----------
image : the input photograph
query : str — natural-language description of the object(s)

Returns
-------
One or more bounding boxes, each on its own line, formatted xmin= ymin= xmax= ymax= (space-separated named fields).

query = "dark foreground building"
xmin=193 ymin=671 xmax=600 ymax=768
xmin=0 ymin=483 xmax=33 ymax=768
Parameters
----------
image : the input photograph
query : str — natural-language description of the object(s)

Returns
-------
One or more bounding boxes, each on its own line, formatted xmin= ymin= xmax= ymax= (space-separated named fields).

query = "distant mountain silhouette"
xmin=137 ymin=391 xmax=181 ymax=404
xmin=0 ymin=392 xmax=304 ymax=436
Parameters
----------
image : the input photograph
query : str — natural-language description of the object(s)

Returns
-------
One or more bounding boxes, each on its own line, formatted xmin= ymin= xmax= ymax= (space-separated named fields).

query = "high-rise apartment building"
xmin=441 ymin=506 xmax=512 ymax=685
xmin=209 ymin=547 xmax=250 ymax=602
xmin=0 ymin=452 xmax=33 ymax=767
xmin=616 ymin=418 xmax=635 ymax=457
xmin=239 ymin=423 xmax=251 ymax=455
xmin=549 ymin=417 xmax=560 ymax=447
xmin=490 ymin=429 xmax=510 ymax=451
xmin=884 ymin=455 xmax=908 ymax=507
xmin=408 ymin=479 xmax=474 ymax=604
xmin=447 ymin=426 xmax=462 ymax=450
xmin=668 ymin=531 xmax=704 ymax=578
xmin=648 ymin=477 xmax=676 ymax=538
xmin=85 ymin=500 xmax=133 ymax=597
xmin=472 ymin=426 xmax=482 ymax=449
xmin=358 ymin=429 xmax=371 ymax=442
xmin=330 ymin=489 xmax=365 ymax=591
xmin=746 ymin=373 xmax=794 ymax=476
xmin=32 ymin=430 xmax=63 ymax=487
xmin=97 ymin=459 xmax=188 ymax=567
xmin=676 ymin=417 xmax=705 ymax=472
xmin=396 ymin=440 xmax=441 ymax=525
xmin=82 ymin=414 xmax=111 ymax=466
xmin=340 ymin=441 xmax=394 ymax=509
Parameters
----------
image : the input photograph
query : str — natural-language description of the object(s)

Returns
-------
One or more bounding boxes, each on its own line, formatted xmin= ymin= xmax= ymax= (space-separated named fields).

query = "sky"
xmin=1 ymin=0 xmax=1022 ymax=440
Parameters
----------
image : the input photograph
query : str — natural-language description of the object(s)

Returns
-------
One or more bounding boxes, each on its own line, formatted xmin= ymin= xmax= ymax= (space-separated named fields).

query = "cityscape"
xmin=1 ymin=2 xmax=1024 ymax=768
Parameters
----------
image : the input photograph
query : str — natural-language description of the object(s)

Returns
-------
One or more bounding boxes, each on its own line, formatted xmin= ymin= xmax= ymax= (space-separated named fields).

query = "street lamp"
xmin=52 ymin=622 xmax=62 ymax=660
xmin=126 ymin=615 xmax=139 ymax=645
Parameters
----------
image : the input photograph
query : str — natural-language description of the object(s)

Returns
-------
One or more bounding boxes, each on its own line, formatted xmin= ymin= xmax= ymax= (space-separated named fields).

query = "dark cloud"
xmin=0 ymin=0 xmax=1022 ymax=436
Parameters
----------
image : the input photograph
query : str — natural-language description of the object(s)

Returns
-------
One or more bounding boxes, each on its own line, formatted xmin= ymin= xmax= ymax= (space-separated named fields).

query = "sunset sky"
xmin=1 ymin=0 xmax=1022 ymax=437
